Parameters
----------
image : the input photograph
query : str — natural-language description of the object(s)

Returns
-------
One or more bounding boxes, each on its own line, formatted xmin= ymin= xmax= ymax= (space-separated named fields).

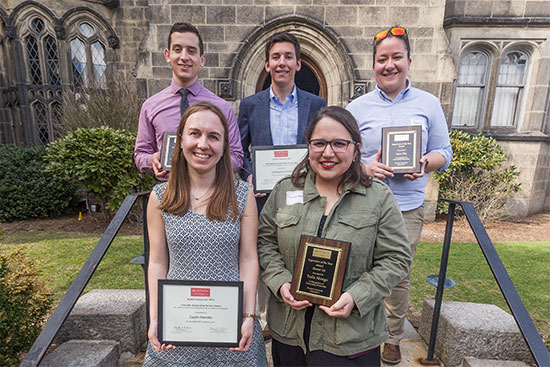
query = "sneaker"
xmin=381 ymin=343 xmax=401 ymax=364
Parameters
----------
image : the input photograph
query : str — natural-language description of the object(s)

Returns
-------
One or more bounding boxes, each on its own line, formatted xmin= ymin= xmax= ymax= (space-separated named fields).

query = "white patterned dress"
xmin=143 ymin=180 xmax=267 ymax=367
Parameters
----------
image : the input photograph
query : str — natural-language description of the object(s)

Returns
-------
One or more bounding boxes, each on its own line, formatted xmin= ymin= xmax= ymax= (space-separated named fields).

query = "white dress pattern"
xmin=143 ymin=180 xmax=267 ymax=367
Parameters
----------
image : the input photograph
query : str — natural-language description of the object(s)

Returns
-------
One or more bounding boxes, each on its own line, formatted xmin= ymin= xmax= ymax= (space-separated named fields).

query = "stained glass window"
xmin=70 ymin=22 xmax=107 ymax=87
xmin=44 ymin=35 xmax=60 ymax=85
xmin=33 ymin=102 xmax=49 ymax=145
xmin=71 ymin=38 xmax=87 ymax=87
xmin=26 ymin=35 xmax=42 ymax=85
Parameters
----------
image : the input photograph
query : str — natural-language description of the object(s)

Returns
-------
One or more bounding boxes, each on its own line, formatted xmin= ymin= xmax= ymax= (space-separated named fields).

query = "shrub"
xmin=57 ymin=74 xmax=141 ymax=135
xmin=45 ymin=127 xmax=156 ymax=216
xmin=0 ymin=145 xmax=79 ymax=222
xmin=433 ymin=131 xmax=521 ymax=220
xmin=0 ymin=249 xmax=53 ymax=366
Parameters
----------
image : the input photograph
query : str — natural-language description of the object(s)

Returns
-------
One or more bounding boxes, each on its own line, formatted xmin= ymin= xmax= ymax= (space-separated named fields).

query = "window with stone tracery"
xmin=452 ymin=44 xmax=531 ymax=131
xmin=70 ymin=21 xmax=107 ymax=88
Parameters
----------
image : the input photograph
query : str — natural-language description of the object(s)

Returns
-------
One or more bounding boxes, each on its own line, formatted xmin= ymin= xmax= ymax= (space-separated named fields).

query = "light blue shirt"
xmin=269 ymin=85 xmax=299 ymax=145
xmin=346 ymin=81 xmax=453 ymax=211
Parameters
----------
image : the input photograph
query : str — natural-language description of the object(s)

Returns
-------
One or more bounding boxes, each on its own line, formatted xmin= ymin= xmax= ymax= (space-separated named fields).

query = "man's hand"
xmin=363 ymin=149 xmax=394 ymax=180
xmin=152 ymin=152 xmax=168 ymax=179
xmin=247 ymin=174 xmax=267 ymax=198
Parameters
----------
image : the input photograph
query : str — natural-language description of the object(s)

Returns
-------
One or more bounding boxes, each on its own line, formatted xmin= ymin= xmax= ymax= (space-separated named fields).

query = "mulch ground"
xmin=1 ymin=211 xmax=549 ymax=243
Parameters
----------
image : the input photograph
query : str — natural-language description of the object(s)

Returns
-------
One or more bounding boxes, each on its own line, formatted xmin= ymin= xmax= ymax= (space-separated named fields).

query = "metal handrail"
xmin=421 ymin=199 xmax=550 ymax=367
xmin=21 ymin=192 xmax=150 ymax=367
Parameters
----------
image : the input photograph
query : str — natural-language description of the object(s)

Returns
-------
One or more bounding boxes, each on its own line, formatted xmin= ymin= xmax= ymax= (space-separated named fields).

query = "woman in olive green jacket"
xmin=257 ymin=106 xmax=412 ymax=366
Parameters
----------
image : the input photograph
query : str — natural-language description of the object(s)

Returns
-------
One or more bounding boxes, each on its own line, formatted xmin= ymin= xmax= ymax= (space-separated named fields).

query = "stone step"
xmin=40 ymin=340 xmax=120 ymax=367
xmin=462 ymin=357 xmax=531 ymax=367
xmin=419 ymin=299 xmax=534 ymax=367
xmin=55 ymin=289 xmax=146 ymax=354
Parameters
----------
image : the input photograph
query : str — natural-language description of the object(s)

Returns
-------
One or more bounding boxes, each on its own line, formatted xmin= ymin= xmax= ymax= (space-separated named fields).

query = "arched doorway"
xmin=255 ymin=54 xmax=328 ymax=100
xmin=230 ymin=16 xmax=355 ymax=106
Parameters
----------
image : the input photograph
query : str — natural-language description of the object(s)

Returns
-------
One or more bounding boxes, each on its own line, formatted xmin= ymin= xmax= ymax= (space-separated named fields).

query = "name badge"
xmin=286 ymin=190 xmax=303 ymax=206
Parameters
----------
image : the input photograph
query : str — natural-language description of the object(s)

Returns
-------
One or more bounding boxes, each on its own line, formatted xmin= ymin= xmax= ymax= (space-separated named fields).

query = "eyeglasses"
xmin=308 ymin=139 xmax=356 ymax=153
xmin=375 ymin=27 xmax=407 ymax=42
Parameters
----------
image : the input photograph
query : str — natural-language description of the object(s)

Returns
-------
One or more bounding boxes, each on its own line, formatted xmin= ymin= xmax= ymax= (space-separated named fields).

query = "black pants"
xmin=271 ymin=307 xmax=381 ymax=367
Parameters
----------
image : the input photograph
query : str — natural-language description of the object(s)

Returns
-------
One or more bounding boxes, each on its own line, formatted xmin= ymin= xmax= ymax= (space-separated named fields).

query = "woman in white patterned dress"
xmin=143 ymin=102 xmax=267 ymax=366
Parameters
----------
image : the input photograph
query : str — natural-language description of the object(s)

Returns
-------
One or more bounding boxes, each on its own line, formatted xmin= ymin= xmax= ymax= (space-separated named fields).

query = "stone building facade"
xmin=1 ymin=0 xmax=549 ymax=216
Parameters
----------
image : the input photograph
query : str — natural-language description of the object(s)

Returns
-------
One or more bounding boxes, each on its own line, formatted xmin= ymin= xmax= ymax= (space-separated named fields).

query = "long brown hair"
xmin=291 ymin=106 xmax=371 ymax=192
xmin=159 ymin=102 xmax=238 ymax=221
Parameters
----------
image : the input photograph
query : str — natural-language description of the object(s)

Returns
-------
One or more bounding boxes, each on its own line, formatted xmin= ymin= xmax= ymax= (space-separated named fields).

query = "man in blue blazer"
xmin=238 ymin=31 xmax=326 ymax=209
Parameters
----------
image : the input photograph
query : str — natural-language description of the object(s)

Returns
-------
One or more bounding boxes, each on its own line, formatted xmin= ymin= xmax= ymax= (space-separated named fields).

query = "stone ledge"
xmin=41 ymin=340 xmax=120 ymax=367
xmin=55 ymin=289 xmax=146 ymax=354
xmin=461 ymin=356 xmax=530 ymax=367
xmin=419 ymin=299 xmax=534 ymax=367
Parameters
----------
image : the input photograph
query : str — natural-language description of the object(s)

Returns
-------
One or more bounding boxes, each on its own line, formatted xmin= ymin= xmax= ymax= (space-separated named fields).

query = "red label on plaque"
xmin=274 ymin=151 xmax=288 ymax=157
xmin=191 ymin=288 xmax=210 ymax=297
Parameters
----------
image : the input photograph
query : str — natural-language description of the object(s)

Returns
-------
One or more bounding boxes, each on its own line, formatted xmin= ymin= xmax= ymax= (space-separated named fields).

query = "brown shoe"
xmin=381 ymin=343 xmax=401 ymax=364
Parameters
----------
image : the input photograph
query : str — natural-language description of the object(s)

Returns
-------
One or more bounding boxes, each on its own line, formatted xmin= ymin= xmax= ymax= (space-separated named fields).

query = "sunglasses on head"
xmin=375 ymin=27 xmax=407 ymax=42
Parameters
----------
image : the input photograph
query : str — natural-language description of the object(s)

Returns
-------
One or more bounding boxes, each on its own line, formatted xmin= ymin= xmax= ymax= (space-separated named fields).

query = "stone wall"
xmin=445 ymin=0 xmax=550 ymax=18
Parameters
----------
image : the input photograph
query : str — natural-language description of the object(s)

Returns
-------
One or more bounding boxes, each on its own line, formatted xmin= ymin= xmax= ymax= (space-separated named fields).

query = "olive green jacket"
xmin=258 ymin=172 xmax=412 ymax=356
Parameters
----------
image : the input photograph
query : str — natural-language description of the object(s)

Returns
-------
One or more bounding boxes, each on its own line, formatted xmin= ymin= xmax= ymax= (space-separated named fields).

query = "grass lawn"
xmin=1 ymin=231 xmax=549 ymax=351
xmin=411 ymin=240 xmax=550 ymax=350
xmin=0 ymin=231 xmax=145 ymax=302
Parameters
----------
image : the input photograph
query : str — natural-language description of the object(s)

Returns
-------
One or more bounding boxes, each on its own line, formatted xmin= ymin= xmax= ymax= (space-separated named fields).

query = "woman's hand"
xmin=229 ymin=317 xmax=254 ymax=352
xmin=280 ymin=282 xmax=312 ymax=310
xmin=404 ymin=157 xmax=427 ymax=181
xmin=363 ymin=149 xmax=394 ymax=180
xmin=148 ymin=321 xmax=176 ymax=352
xmin=319 ymin=292 xmax=355 ymax=318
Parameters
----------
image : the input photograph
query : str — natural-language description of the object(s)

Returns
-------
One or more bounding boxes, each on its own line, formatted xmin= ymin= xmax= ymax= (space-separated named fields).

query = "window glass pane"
xmin=30 ymin=18 xmax=44 ymax=35
xmin=491 ymin=51 xmax=528 ymax=127
xmin=452 ymin=87 xmax=481 ymax=127
xmin=453 ymin=51 xmax=488 ymax=127
xmin=71 ymin=38 xmax=87 ymax=87
xmin=33 ymin=102 xmax=49 ymax=145
xmin=26 ymin=35 xmax=42 ymax=85
xmin=497 ymin=51 xmax=527 ymax=86
xmin=79 ymin=23 xmax=95 ymax=39
xmin=44 ymin=35 xmax=60 ymax=86
xmin=491 ymin=87 xmax=520 ymax=126
xmin=50 ymin=101 xmax=61 ymax=140
xmin=91 ymin=41 xmax=107 ymax=87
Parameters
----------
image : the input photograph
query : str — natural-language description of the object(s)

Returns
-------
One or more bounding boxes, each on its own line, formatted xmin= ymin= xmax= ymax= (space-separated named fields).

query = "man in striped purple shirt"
xmin=134 ymin=23 xmax=243 ymax=178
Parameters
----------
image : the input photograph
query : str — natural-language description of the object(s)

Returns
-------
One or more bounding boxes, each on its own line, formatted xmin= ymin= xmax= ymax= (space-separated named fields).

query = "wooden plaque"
xmin=381 ymin=125 xmax=422 ymax=174
xmin=160 ymin=131 xmax=177 ymax=172
xmin=290 ymin=235 xmax=351 ymax=307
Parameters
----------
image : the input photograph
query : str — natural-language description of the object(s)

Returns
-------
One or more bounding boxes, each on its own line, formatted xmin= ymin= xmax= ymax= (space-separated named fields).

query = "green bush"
xmin=433 ymin=131 xmax=521 ymax=220
xmin=45 ymin=127 xmax=156 ymax=215
xmin=0 ymin=145 xmax=79 ymax=222
xmin=0 ymin=249 xmax=53 ymax=366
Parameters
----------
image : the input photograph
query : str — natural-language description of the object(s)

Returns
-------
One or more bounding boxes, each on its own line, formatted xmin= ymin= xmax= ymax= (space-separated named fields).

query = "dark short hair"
xmin=291 ymin=106 xmax=371 ymax=191
xmin=265 ymin=32 xmax=300 ymax=61
xmin=168 ymin=22 xmax=204 ymax=55
xmin=372 ymin=26 xmax=411 ymax=65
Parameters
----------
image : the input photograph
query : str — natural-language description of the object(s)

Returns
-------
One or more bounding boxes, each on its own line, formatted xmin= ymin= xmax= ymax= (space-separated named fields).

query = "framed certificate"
xmin=158 ymin=280 xmax=243 ymax=347
xmin=252 ymin=145 xmax=307 ymax=193
xmin=381 ymin=126 xmax=422 ymax=174
xmin=290 ymin=235 xmax=351 ymax=307
xmin=160 ymin=132 xmax=177 ymax=172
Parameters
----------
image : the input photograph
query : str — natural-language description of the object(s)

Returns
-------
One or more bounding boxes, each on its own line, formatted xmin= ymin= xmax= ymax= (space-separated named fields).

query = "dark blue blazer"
xmin=238 ymin=87 xmax=326 ymax=180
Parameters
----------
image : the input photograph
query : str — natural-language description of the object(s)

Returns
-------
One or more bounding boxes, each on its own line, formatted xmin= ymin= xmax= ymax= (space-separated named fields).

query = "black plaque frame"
xmin=158 ymin=279 xmax=243 ymax=347
xmin=381 ymin=125 xmax=422 ymax=174
xmin=251 ymin=144 xmax=307 ymax=193
xmin=290 ymin=235 xmax=351 ymax=307
xmin=160 ymin=131 xmax=177 ymax=172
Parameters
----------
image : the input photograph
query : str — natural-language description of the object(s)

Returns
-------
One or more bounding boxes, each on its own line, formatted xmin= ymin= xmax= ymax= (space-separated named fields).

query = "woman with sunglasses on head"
xmin=346 ymin=26 xmax=453 ymax=364
xmin=143 ymin=102 xmax=267 ymax=366
xmin=258 ymin=106 xmax=412 ymax=366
